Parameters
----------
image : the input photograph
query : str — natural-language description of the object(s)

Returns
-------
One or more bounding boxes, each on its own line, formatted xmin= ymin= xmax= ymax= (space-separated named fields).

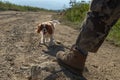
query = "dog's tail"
xmin=50 ymin=20 xmax=60 ymax=26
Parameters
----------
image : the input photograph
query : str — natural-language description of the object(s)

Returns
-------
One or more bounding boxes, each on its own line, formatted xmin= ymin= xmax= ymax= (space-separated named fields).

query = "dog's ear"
xmin=36 ymin=24 xmax=42 ymax=33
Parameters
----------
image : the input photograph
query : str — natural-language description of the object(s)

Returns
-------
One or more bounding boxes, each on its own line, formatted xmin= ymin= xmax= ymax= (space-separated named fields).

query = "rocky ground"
xmin=0 ymin=11 xmax=120 ymax=80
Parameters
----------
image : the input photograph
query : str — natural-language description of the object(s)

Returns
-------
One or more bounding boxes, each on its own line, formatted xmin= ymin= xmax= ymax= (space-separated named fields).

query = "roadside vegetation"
xmin=64 ymin=3 xmax=89 ymax=25
xmin=59 ymin=2 xmax=120 ymax=46
xmin=107 ymin=20 xmax=120 ymax=46
xmin=0 ymin=1 xmax=51 ymax=11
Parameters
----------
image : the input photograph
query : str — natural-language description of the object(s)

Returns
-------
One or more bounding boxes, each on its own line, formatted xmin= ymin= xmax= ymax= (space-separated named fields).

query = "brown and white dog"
xmin=36 ymin=20 xmax=60 ymax=46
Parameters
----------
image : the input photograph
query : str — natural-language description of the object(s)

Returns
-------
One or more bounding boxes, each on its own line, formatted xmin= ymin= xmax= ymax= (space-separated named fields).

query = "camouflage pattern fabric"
xmin=75 ymin=0 xmax=120 ymax=52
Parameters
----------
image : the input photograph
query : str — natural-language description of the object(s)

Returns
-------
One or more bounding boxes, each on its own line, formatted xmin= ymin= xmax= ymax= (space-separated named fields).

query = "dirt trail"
xmin=0 ymin=11 xmax=120 ymax=80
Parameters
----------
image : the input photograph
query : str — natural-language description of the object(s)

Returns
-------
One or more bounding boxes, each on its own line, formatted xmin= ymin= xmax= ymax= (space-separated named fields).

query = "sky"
xmin=0 ymin=0 xmax=90 ymax=10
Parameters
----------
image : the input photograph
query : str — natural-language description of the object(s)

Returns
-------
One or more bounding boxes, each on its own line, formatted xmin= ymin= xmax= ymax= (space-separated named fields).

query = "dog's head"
xmin=36 ymin=22 xmax=53 ymax=35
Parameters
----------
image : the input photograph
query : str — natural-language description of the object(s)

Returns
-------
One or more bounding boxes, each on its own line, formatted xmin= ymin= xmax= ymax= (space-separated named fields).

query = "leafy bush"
xmin=63 ymin=3 xmax=89 ymax=25
xmin=107 ymin=20 xmax=120 ymax=46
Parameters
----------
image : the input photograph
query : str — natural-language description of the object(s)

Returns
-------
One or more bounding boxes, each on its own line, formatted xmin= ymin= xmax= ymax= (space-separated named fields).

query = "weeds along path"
xmin=0 ymin=11 xmax=120 ymax=80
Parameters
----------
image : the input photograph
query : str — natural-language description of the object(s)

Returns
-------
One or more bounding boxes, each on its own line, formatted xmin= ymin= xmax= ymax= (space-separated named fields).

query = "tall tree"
xmin=69 ymin=0 xmax=76 ymax=7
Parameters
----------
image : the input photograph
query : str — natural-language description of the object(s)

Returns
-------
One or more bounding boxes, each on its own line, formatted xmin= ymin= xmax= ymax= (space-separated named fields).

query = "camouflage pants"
xmin=75 ymin=0 xmax=120 ymax=53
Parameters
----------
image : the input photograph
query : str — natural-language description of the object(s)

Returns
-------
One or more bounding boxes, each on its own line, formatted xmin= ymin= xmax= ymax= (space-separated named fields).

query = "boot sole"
xmin=57 ymin=59 xmax=87 ymax=80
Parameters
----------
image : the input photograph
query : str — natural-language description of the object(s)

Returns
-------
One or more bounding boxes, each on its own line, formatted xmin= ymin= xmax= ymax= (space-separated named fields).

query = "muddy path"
xmin=0 ymin=11 xmax=120 ymax=80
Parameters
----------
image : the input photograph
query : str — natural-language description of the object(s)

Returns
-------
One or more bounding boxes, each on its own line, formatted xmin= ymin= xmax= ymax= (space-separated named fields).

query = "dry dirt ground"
xmin=0 ymin=11 xmax=120 ymax=80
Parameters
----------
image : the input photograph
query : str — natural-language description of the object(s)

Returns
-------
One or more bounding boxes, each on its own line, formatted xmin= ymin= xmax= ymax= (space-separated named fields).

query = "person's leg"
xmin=76 ymin=0 xmax=120 ymax=53
xmin=57 ymin=0 xmax=120 ymax=76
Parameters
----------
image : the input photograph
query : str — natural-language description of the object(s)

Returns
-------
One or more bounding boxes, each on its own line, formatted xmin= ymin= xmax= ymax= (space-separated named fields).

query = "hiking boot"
xmin=56 ymin=45 xmax=88 ymax=76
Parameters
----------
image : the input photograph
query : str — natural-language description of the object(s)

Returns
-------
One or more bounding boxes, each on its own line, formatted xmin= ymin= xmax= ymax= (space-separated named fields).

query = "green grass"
xmin=0 ymin=1 xmax=51 ymax=11
xmin=64 ymin=3 xmax=89 ymax=24
xmin=107 ymin=20 xmax=120 ymax=46
xmin=55 ymin=3 xmax=89 ymax=29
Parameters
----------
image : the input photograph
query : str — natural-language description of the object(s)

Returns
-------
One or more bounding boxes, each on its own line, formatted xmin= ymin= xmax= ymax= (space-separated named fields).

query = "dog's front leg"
xmin=41 ymin=37 xmax=45 ymax=44
xmin=49 ymin=35 xmax=55 ymax=46
xmin=40 ymin=33 xmax=45 ymax=44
